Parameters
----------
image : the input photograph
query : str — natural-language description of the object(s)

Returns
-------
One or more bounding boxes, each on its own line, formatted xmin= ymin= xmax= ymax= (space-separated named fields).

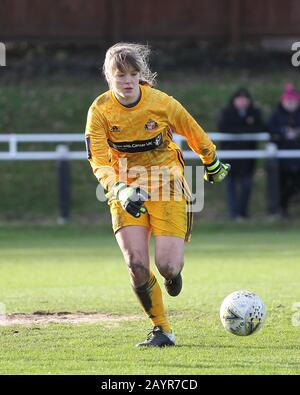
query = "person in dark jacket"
xmin=268 ymin=83 xmax=300 ymax=218
xmin=218 ymin=88 xmax=264 ymax=219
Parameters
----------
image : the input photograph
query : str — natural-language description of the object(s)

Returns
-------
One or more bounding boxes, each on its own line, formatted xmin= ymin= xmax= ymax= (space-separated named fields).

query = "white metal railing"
xmin=1 ymin=132 xmax=300 ymax=160
xmin=0 ymin=133 xmax=85 ymax=160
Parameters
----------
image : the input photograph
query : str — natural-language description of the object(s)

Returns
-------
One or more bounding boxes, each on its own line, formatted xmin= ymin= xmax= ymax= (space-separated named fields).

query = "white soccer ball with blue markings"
xmin=220 ymin=290 xmax=266 ymax=336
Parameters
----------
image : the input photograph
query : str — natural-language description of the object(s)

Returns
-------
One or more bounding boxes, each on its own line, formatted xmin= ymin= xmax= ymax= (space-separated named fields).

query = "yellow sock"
xmin=133 ymin=272 xmax=171 ymax=333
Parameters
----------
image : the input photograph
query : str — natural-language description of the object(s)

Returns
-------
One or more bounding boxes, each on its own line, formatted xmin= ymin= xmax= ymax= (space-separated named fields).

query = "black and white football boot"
xmin=136 ymin=326 xmax=176 ymax=348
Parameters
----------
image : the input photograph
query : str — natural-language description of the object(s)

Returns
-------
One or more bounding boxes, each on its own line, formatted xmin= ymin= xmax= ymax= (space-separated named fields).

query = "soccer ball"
xmin=220 ymin=290 xmax=266 ymax=336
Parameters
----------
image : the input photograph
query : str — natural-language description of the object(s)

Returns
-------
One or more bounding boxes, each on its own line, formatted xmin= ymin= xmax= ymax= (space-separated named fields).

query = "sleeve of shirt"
xmin=85 ymin=105 xmax=116 ymax=191
xmin=167 ymin=96 xmax=216 ymax=164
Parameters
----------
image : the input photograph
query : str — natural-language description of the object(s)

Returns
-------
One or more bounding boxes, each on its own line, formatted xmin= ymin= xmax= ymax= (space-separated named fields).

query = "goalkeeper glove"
xmin=106 ymin=182 xmax=149 ymax=218
xmin=204 ymin=157 xmax=231 ymax=184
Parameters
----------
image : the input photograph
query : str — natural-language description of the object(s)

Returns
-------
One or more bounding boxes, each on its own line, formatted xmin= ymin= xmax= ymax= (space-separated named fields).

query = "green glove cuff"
xmin=204 ymin=157 xmax=231 ymax=184
xmin=205 ymin=157 xmax=221 ymax=174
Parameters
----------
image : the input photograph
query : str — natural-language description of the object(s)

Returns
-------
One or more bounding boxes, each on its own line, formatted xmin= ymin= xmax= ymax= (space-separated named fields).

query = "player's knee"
xmin=125 ymin=252 xmax=149 ymax=284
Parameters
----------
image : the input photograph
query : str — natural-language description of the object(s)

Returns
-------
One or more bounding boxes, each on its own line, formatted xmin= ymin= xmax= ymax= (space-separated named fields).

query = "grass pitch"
xmin=0 ymin=222 xmax=300 ymax=375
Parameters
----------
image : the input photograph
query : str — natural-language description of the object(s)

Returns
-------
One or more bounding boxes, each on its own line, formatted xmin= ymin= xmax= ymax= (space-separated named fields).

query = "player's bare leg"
xmin=115 ymin=226 xmax=175 ymax=347
xmin=115 ymin=225 xmax=151 ymax=287
xmin=154 ymin=236 xmax=184 ymax=297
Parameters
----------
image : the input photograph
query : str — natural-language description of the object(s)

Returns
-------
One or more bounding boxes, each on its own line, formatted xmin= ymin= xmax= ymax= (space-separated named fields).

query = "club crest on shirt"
xmin=110 ymin=125 xmax=121 ymax=132
xmin=144 ymin=119 xmax=158 ymax=131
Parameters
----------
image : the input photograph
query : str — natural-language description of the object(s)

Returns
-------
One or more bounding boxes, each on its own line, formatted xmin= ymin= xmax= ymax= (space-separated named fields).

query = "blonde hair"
xmin=103 ymin=42 xmax=157 ymax=87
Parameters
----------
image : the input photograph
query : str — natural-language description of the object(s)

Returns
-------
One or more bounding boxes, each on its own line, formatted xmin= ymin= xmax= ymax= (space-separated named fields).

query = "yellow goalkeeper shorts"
xmin=108 ymin=188 xmax=193 ymax=242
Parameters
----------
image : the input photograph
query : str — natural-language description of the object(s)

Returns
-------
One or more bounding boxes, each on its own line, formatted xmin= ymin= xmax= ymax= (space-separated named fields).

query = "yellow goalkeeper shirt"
xmin=85 ymin=84 xmax=216 ymax=192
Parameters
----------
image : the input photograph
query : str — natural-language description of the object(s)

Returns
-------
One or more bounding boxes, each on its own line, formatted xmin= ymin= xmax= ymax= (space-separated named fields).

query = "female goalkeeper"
xmin=85 ymin=43 xmax=230 ymax=347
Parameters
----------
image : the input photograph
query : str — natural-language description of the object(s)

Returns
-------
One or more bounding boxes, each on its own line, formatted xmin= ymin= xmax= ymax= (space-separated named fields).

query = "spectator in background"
xmin=218 ymin=88 xmax=264 ymax=220
xmin=268 ymin=84 xmax=300 ymax=218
